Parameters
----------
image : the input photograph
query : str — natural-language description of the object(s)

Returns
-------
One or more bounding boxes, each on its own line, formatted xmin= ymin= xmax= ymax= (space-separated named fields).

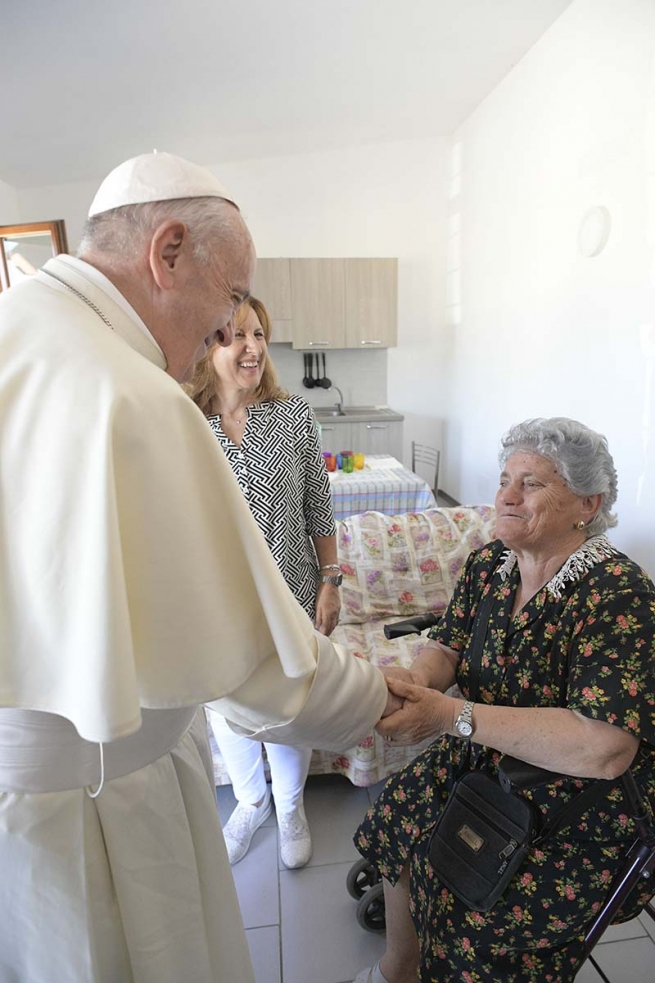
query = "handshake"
xmin=376 ymin=666 xmax=454 ymax=747
xmin=380 ymin=666 xmax=420 ymax=717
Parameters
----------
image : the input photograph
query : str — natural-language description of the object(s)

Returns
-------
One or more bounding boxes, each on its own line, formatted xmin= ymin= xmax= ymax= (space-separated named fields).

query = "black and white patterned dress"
xmin=207 ymin=394 xmax=336 ymax=618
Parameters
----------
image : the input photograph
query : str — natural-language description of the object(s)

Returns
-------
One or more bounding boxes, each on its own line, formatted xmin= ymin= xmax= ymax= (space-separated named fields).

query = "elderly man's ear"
xmin=148 ymin=221 xmax=190 ymax=289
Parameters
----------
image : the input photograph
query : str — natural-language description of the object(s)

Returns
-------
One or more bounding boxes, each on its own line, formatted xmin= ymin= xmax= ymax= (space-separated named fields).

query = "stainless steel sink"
xmin=319 ymin=409 xmax=348 ymax=417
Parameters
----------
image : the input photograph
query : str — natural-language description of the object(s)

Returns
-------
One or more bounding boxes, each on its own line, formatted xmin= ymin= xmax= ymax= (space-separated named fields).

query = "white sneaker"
xmin=222 ymin=787 xmax=272 ymax=865
xmin=278 ymin=803 xmax=312 ymax=868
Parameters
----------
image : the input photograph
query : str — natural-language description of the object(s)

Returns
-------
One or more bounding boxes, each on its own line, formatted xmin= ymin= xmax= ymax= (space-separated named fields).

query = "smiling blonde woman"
xmin=186 ymin=297 xmax=341 ymax=869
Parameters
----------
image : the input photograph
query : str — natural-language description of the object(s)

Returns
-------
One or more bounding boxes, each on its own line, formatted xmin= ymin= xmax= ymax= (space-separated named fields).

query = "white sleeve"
xmin=206 ymin=634 xmax=388 ymax=751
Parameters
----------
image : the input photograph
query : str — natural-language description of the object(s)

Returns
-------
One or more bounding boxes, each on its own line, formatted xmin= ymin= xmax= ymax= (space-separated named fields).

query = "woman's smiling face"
xmin=211 ymin=304 xmax=267 ymax=395
xmin=494 ymin=452 xmax=587 ymax=555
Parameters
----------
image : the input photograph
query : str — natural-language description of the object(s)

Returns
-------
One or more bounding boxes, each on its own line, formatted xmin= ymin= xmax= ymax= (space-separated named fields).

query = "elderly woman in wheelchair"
xmin=353 ymin=418 xmax=655 ymax=983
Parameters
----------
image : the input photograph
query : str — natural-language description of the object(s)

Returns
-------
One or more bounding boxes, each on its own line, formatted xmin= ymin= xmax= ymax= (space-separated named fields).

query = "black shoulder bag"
xmin=427 ymin=580 xmax=614 ymax=911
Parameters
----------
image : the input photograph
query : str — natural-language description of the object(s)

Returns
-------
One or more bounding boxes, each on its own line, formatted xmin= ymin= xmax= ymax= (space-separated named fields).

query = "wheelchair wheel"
xmin=356 ymin=881 xmax=386 ymax=933
xmin=346 ymin=858 xmax=382 ymax=900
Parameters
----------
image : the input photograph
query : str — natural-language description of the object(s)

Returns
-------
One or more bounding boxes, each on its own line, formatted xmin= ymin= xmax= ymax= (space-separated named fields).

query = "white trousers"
xmin=209 ymin=712 xmax=312 ymax=814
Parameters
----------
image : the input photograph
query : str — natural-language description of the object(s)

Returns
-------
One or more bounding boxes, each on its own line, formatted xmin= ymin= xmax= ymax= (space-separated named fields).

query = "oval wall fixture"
xmin=578 ymin=206 xmax=612 ymax=258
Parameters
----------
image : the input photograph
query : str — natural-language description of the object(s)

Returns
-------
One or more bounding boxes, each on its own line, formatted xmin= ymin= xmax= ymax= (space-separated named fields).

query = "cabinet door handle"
xmin=360 ymin=340 xmax=382 ymax=345
xmin=366 ymin=424 xmax=388 ymax=430
xmin=309 ymin=341 xmax=330 ymax=347
xmin=321 ymin=426 xmax=336 ymax=431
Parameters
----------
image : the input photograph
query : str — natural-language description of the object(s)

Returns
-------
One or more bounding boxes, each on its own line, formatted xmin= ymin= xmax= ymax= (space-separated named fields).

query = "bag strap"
xmin=465 ymin=574 xmax=500 ymax=704
xmin=534 ymin=775 xmax=616 ymax=844
xmin=455 ymin=573 xmax=499 ymax=776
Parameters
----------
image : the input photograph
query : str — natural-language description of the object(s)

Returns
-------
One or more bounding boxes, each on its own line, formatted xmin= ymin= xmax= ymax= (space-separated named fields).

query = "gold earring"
xmin=575 ymin=520 xmax=585 ymax=530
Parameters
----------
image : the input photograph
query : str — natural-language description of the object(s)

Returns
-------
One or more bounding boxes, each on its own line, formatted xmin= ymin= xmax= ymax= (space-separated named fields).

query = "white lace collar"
xmin=497 ymin=535 xmax=619 ymax=601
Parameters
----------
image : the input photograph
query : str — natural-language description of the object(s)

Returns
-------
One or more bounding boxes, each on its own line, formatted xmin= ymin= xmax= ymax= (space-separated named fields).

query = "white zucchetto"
xmin=88 ymin=152 xmax=237 ymax=217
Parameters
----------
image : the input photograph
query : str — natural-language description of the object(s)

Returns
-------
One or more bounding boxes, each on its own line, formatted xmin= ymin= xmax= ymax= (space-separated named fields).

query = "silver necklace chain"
xmin=42 ymin=268 xmax=115 ymax=331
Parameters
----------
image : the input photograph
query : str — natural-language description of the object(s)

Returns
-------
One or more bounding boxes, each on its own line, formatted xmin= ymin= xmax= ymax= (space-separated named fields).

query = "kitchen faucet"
xmin=329 ymin=386 xmax=346 ymax=415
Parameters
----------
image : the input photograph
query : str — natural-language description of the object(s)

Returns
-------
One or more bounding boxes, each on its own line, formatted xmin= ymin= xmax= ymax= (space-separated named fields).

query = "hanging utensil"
xmin=320 ymin=352 xmax=332 ymax=389
xmin=303 ymin=353 xmax=314 ymax=388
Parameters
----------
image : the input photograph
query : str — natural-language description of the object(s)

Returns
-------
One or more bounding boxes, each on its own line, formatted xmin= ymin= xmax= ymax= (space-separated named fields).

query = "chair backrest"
xmin=411 ymin=441 xmax=441 ymax=497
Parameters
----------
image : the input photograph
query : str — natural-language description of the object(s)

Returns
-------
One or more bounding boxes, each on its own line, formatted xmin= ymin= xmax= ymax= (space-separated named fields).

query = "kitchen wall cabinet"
xmin=344 ymin=259 xmax=398 ymax=349
xmin=290 ymin=259 xmax=346 ymax=349
xmin=252 ymin=258 xmax=293 ymax=343
xmin=255 ymin=258 xmax=397 ymax=349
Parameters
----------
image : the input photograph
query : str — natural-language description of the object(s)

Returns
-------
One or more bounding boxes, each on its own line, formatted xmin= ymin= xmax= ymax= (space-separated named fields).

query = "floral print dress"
xmin=355 ymin=538 xmax=655 ymax=983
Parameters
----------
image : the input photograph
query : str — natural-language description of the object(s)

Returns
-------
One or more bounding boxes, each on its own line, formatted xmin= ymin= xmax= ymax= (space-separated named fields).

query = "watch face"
xmin=456 ymin=719 xmax=473 ymax=738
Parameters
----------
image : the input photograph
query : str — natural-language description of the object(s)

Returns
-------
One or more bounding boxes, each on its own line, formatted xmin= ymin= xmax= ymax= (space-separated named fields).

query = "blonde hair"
xmin=185 ymin=297 xmax=288 ymax=416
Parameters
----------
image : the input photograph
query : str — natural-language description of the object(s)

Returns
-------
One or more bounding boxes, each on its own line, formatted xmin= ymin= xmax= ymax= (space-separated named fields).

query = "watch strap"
xmin=319 ymin=574 xmax=342 ymax=586
xmin=455 ymin=699 xmax=475 ymax=738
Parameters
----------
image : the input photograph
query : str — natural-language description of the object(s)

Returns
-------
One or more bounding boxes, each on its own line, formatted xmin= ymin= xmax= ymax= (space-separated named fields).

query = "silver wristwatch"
xmin=319 ymin=573 xmax=343 ymax=586
xmin=454 ymin=700 xmax=475 ymax=739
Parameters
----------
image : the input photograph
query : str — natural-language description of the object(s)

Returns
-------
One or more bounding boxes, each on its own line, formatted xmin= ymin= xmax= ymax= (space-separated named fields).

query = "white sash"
xmin=0 ymin=707 xmax=197 ymax=793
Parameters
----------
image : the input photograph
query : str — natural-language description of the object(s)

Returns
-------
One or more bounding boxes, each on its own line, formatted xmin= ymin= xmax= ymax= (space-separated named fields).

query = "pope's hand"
xmin=381 ymin=685 xmax=404 ymax=718
xmin=380 ymin=665 xmax=416 ymax=686
xmin=376 ymin=677 xmax=454 ymax=744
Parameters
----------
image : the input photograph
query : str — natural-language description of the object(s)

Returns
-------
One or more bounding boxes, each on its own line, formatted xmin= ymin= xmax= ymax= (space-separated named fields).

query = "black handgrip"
xmin=384 ymin=612 xmax=441 ymax=639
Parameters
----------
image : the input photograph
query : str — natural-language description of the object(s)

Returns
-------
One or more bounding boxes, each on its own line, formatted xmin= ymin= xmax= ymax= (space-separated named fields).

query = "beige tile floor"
xmin=217 ymin=775 xmax=655 ymax=983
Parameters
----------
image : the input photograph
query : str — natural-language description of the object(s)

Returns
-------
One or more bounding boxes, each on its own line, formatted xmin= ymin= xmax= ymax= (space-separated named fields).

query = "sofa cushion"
xmin=337 ymin=506 xmax=496 ymax=624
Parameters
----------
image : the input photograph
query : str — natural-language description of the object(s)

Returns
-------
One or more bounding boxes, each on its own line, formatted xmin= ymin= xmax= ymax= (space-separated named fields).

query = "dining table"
xmin=327 ymin=454 xmax=438 ymax=520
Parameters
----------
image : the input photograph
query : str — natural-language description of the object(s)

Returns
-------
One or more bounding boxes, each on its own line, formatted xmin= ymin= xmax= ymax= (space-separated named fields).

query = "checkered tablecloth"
xmin=328 ymin=455 xmax=437 ymax=520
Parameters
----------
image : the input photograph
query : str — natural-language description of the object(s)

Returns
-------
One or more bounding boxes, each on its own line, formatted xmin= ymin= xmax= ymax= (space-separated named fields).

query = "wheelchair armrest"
xmin=383 ymin=612 xmax=441 ymax=639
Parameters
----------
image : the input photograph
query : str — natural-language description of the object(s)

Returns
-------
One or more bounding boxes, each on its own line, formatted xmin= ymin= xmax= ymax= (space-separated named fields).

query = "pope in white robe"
xmin=0 ymin=154 xmax=390 ymax=983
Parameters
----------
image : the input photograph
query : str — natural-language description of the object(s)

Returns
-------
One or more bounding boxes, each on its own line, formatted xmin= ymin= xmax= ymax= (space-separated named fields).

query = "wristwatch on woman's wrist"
xmin=454 ymin=700 xmax=475 ymax=739
xmin=319 ymin=573 xmax=342 ymax=586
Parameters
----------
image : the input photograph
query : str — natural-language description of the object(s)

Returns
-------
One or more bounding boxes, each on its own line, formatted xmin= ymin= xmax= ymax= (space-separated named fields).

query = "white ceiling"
xmin=2 ymin=0 xmax=573 ymax=189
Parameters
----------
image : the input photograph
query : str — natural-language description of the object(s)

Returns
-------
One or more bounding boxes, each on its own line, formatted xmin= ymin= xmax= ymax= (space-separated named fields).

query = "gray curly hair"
xmin=499 ymin=417 xmax=618 ymax=537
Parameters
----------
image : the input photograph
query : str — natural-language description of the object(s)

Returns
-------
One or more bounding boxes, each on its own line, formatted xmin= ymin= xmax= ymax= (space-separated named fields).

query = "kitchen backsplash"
xmin=268 ymin=344 xmax=388 ymax=408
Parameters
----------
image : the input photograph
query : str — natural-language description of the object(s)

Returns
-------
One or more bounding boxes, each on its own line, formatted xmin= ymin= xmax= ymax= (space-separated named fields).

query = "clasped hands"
xmin=379 ymin=667 xmax=454 ymax=745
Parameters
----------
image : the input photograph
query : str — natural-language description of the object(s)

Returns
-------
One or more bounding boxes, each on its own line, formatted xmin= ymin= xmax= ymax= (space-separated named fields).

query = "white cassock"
xmin=0 ymin=255 xmax=388 ymax=983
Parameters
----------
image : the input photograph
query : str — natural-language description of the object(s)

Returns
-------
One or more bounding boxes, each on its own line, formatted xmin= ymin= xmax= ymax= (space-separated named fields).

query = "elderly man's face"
xmin=195 ymin=232 xmax=255 ymax=344
xmin=180 ymin=219 xmax=256 ymax=380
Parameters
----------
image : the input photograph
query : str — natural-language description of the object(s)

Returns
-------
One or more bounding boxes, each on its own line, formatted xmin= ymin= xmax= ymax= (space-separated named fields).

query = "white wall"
xmin=17 ymin=138 xmax=450 ymax=464
xmin=446 ymin=0 xmax=655 ymax=573
xmin=18 ymin=177 xmax=97 ymax=245
xmin=0 ymin=178 xmax=20 ymax=223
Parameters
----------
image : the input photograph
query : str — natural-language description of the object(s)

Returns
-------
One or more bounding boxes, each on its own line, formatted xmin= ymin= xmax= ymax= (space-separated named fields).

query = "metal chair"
xmin=411 ymin=441 xmax=441 ymax=500
xmin=583 ymin=767 xmax=655 ymax=981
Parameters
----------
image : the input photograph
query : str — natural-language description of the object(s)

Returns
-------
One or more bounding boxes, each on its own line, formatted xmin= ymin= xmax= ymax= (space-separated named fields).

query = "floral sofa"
xmin=208 ymin=505 xmax=496 ymax=787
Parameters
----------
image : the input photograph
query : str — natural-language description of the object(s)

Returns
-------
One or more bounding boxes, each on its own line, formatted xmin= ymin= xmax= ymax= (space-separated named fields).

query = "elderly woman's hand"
xmin=314 ymin=582 xmax=341 ymax=636
xmin=376 ymin=677 xmax=455 ymax=745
